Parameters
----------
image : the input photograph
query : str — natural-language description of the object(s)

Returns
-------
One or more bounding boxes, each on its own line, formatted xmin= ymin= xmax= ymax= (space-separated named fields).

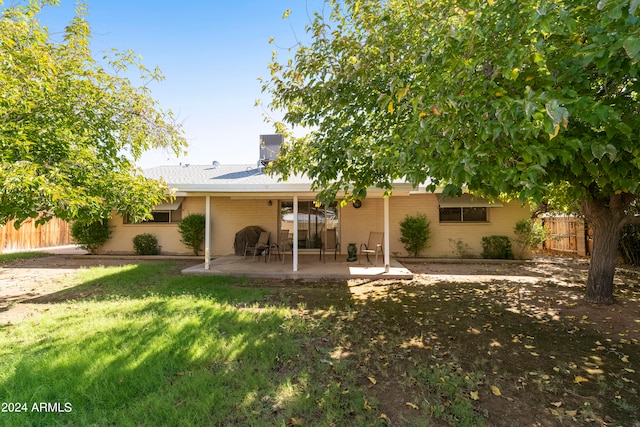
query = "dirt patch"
xmin=0 ymin=256 xmax=198 ymax=324
xmin=264 ymin=256 xmax=640 ymax=426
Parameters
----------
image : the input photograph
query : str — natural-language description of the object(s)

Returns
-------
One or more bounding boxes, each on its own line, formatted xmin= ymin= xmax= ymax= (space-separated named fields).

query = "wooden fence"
xmin=543 ymin=216 xmax=590 ymax=256
xmin=0 ymin=217 xmax=72 ymax=253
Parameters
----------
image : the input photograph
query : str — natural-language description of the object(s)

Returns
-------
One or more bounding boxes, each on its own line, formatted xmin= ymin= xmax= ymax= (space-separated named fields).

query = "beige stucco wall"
xmin=340 ymin=194 xmax=530 ymax=258
xmin=102 ymin=196 xmax=206 ymax=254
xmin=103 ymin=193 xmax=530 ymax=258
xmin=103 ymin=196 xmax=280 ymax=255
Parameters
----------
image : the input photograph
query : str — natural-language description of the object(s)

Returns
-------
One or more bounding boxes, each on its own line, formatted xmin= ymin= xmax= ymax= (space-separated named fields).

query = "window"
xmin=147 ymin=211 xmax=171 ymax=223
xmin=123 ymin=201 xmax=183 ymax=224
xmin=439 ymin=207 xmax=487 ymax=223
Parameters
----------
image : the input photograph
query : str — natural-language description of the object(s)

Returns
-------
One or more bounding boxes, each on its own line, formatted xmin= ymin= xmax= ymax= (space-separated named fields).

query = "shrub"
xmin=133 ymin=233 xmax=160 ymax=255
xmin=71 ymin=219 xmax=111 ymax=254
xmin=481 ymin=235 xmax=513 ymax=259
xmin=399 ymin=213 xmax=431 ymax=257
xmin=619 ymin=223 xmax=640 ymax=266
xmin=513 ymin=219 xmax=547 ymax=259
xmin=449 ymin=238 xmax=473 ymax=258
xmin=178 ymin=213 xmax=206 ymax=255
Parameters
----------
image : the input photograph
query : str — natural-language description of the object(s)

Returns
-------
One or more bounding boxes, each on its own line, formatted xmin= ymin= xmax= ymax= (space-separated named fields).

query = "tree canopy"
xmin=264 ymin=0 xmax=640 ymax=303
xmin=0 ymin=0 xmax=186 ymax=225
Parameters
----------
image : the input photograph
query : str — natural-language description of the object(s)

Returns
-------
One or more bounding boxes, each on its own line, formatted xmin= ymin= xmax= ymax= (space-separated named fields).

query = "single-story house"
xmin=102 ymin=138 xmax=531 ymax=271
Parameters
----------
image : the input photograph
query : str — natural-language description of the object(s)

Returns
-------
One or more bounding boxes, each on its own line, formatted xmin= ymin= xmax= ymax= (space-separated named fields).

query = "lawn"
xmin=0 ymin=259 xmax=638 ymax=426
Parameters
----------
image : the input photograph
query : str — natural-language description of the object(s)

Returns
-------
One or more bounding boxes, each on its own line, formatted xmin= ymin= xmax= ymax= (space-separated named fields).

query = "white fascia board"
xmin=171 ymin=183 xmax=315 ymax=193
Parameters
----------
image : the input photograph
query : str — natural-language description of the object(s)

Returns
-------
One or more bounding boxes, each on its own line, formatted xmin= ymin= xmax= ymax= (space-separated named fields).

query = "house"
xmin=102 ymin=136 xmax=531 ymax=269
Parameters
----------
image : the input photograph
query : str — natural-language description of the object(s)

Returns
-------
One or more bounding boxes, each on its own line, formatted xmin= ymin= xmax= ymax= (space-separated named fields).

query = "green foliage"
xmin=263 ymin=0 xmax=640 ymax=302
xmin=70 ymin=219 xmax=110 ymax=254
xmin=481 ymin=236 xmax=513 ymax=260
xmin=449 ymin=238 xmax=473 ymax=259
xmin=513 ymin=219 xmax=547 ymax=259
xmin=178 ymin=213 xmax=206 ymax=256
xmin=619 ymin=224 xmax=640 ymax=266
xmin=0 ymin=1 xmax=186 ymax=225
xmin=133 ymin=233 xmax=160 ymax=256
xmin=399 ymin=213 xmax=431 ymax=257
xmin=265 ymin=0 xmax=640 ymax=205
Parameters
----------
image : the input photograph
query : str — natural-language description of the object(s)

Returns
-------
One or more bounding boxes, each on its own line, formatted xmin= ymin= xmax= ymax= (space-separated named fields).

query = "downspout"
xmin=205 ymin=195 xmax=211 ymax=270
xmin=384 ymin=195 xmax=390 ymax=273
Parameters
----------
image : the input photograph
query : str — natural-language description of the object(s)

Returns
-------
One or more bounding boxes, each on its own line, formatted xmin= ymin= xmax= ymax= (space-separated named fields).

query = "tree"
xmin=264 ymin=0 xmax=640 ymax=304
xmin=0 ymin=1 xmax=186 ymax=226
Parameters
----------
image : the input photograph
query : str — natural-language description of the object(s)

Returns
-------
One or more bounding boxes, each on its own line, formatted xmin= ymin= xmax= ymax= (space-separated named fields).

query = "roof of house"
xmin=144 ymin=164 xmax=316 ymax=193
xmin=143 ymin=163 xmax=430 ymax=196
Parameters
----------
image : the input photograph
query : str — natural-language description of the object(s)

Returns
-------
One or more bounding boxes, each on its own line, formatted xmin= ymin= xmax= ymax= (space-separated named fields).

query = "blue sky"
xmin=38 ymin=1 xmax=325 ymax=168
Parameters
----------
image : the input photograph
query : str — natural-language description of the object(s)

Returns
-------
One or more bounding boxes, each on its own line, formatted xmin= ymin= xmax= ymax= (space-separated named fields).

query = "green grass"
xmin=1 ymin=260 xmax=639 ymax=426
xmin=0 ymin=263 xmax=379 ymax=426
xmin=0 ymin=251 xmax=50 ymax=264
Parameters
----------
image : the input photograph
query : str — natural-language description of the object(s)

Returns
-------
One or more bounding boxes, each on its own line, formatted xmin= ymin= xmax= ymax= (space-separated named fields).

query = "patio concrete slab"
xmin=182 ymin=254 xmax=413 ymax=280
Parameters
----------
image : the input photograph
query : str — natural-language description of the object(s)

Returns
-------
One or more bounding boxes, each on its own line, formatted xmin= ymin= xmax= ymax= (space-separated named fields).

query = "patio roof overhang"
xmin=170 ymin=182 xmax=420 ymax=198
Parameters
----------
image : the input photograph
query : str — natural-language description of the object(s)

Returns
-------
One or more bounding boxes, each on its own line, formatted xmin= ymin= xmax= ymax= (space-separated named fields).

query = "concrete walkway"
xmin=182 ymin=254 xmax=413 ymax=280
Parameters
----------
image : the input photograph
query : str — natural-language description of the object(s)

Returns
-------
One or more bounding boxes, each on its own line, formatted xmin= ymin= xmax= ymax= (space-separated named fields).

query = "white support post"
xmin=384 ymin=195 xmax=390 ymax=273
xmin=293 ymin=195 xmax=299 ymax=272
xmin=205 ymin=195 xmax=211 ymax=270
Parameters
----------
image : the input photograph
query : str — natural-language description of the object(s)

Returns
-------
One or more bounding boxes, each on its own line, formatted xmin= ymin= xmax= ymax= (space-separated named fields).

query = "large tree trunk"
xmin=582 ymin=194 xmax=634 ymax=304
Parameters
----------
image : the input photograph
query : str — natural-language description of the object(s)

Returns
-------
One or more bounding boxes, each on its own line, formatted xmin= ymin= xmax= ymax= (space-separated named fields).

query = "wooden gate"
xmin=0 ymin=217 xmax=71 ymax=253
xmin=543 ymin=216 xmax=585 ymax=254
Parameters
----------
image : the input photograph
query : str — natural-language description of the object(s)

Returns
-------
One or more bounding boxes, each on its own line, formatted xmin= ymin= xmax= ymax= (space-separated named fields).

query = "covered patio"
xmin=182 ymin=254 xmax=413 ymax=280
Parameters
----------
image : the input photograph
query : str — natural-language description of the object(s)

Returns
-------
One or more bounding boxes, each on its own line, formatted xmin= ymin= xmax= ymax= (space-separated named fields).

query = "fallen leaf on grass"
xmin=491 ymin=385 xmax=502 ymax=396
xmin=621 ymin=355 xmax=629 ymax=363
xmin=574 ymin=376 xmax=589 ymax=384
xmin=368 ymin=376 xmax=377 ymax=385
xmin=470 ymin=391 xmax=480 ymax=401
xmin=406 ymin=402 xmax=419 ymax=410
xmin=551 ymin=401 xmax=562 ymax=407
xmin=288 ymin=417 xmax=305 ymax=426
xmin=363 ymin=400 xmax=371 ymax=410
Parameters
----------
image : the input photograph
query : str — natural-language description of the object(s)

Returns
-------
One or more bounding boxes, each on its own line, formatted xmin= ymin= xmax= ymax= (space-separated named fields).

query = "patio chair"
xmin=360 ymin=232 xmax=383 ymax=265
xmin=276 ymin=229 xmax=292 ymax=264
xmin=320 ymin=228 xmax=339 ymax=262
xmin=244 ymin=231 xmax=271 ymax=262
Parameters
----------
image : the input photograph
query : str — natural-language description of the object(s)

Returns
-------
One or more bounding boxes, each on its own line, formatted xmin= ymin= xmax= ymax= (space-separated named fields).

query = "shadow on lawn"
xmin=289 ymin=276 xmax=640 ymax=426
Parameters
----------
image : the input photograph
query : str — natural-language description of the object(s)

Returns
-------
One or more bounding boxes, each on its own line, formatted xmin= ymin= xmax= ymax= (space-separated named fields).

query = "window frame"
xmin=123 ymin=207 xmax=182 ymax=224
xmin=438 ymin=206 xmax=489 ymax=223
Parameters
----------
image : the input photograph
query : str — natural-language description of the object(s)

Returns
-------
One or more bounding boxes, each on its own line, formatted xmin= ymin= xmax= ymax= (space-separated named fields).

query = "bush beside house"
xmin=133 ymin=233 xmax=160 ymax=255
xmin=481 ymin=236 xmax=513 ymax=259
xmin=178 ymin=214 xmax=206 ymax=256
xmin=70 ymin=220 xmax=111 ymax=254
xmin=399 ymin=214 xmax=431 ymax=257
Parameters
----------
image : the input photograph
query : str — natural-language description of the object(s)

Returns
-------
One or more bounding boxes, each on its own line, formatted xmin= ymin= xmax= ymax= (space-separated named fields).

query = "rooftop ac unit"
xmin=259 ymin=134 xmax=283 ymax=166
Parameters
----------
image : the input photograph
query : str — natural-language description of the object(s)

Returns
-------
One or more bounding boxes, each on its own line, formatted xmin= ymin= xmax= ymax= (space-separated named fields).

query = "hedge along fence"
xmin=0 ymin=217 xmax=71 ymax=253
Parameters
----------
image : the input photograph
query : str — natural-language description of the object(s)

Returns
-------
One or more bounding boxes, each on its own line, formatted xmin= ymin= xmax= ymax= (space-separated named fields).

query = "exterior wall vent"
xmin=259 ymin=134 xmax=283 ymax=166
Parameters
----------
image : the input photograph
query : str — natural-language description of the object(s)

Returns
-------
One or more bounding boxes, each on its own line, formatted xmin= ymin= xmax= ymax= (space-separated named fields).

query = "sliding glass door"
xmin=280 ymin=201 xmax=339 ymax=250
